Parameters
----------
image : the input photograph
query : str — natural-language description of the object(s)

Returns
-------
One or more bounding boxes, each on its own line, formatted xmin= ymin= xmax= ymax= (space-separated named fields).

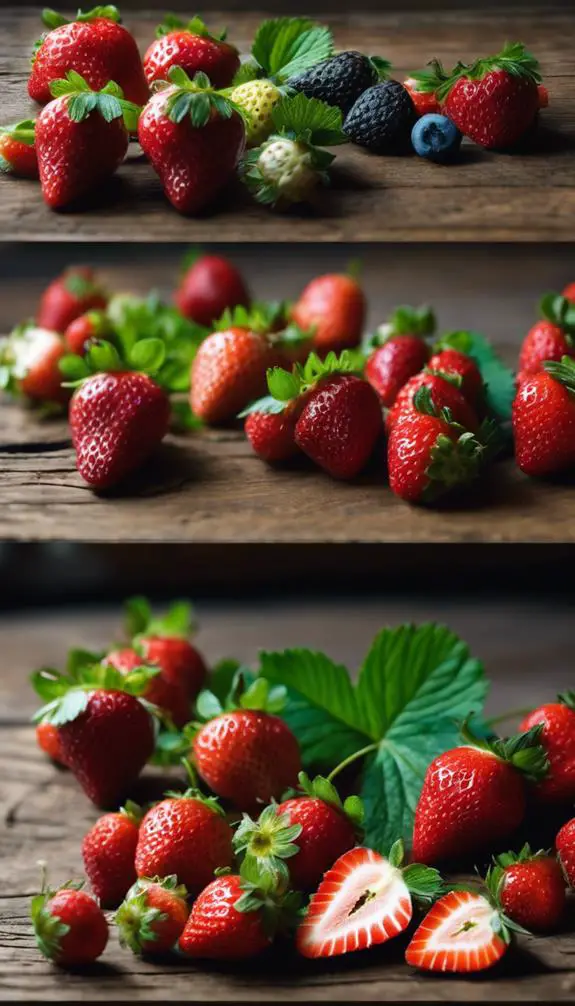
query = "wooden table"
xmin=1 ymin=597 xmax=574 ymax=1001
xmin=1 ymin=5 xmax=574 ymax=242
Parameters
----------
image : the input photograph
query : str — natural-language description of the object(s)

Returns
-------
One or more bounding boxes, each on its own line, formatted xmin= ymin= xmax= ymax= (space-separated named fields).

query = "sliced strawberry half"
xmin=405 ymin=890 xmax=508 ymax=973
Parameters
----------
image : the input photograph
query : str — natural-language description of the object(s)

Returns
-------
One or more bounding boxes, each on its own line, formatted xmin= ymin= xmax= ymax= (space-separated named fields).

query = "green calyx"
xmin=59 ymin=334 xmax=167 ymax=388
xmin=295 ymin=771 xmax=364 ymax=831
xmin=214 ymin=300 xmax=288 ymax=335
xmin=460 ymin=718 xmax=549 ymax=782
xmin=195 ymin=669 xmax=288 ymax=722
xmin=155 ymin=14 xmax=229 ymax=44
xmin=236 ymin=16 xmax=334 ymax=87
xmin=256 ymin=348 xmax=365 ymax=413
xmin=233 ymin=856 xmax=303 ymax=939
xmin=125 ymin=596 xmax=196 ymax=642
xmin=413 ymin=42 xmax=541 ymax=103
xmin=368 ymin=305 xmax=436 ymax=350
xmin=42 ymin=6 xmax=121 ymax=30
xmin=31 ymin=661 xmax=161 ymax=727
xmin=543 ymin=355 xmax=575 ymax=394
xmin=387 ymin=839 xmax=445 ymax=906
xmin=0 ymin=119 xmax=36 ymax=146
xmin=164 ymin=68 xmax=244 ymax=128
xmin=412 ymin=389 xmax=484 ymax=498
xmin=30 ymin=867 xmax=84 ymax=962
xmin=539 ymin=293 xmax=575 ymax=336
xmin=233 ymin=803 xmax=303 ymax=885
xmin=49 ymin=72 xmax=140 ymax=131
xmin=116 ymin=875 xmax=188 ymax=955
xmin=164 ymin=781 xmax=227 ymax=817
xmin=119 ymin=799 xmax=144 ymax=826
xmin=559 ymin=690 xmax=575 ymax=711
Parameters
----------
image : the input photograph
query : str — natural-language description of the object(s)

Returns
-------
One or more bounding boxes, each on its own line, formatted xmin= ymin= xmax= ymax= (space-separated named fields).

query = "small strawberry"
xmin=405 ymin=890 xmax=508 ymax=973
xmin=513 ymin=357 xmax=575 ymax=477
xmin=144 ymin=15 xmax=239 ymax=91
xmin=135 ymin=785 xmax=233 ymax=893
xmin=403 ymin=77 xmax=440 ymax=117
xmin=29 ymin=6 xmax=149 ymax=106
xmin=82 ymin=801 xmax=142 ymax=907
xmin=242 ymin=399 xmax=301 ymax=463
xmin=556 ymin=818 xmax=575 ymax=889
xmin=427 ymin=345 xmax=484 ymax=409
xmin=36 ymin=721 xmax=67 ymax=765
xmin=386 ymin=371 xmax=479 ymax=433
xmin=411 ymin=722 xmax=548 ymax=866
xmin=297 ymin=842 xmax=443 ymax=959
xmin=64 ymin=310 xmax=112 ymax=356
xmin=0 ymin=324 xmax=67 ymax=405
xmin=518 ymin=693 xmax=575 ymax=803
xmin=518 ymin=294 xmax=575 ymax=376
xmin=37 ymin=266 xmax=108 ymax=333
xmin=364 ymin=305 xmax=435 ymax=407
xmin=486 ymin=844 xmax=566 ymax=933
xmin=31 ymin=869 xmax=109 ymax=967
xmin=292 ymin=273 xmax=366 ymax=354
xmin=230 ymin=79 xmax=282 ymax=147
xmin=175 ymin=251 xmax=250 ymax=328
xmin=116 ymin=875 xmax=189 ymax=956
xmin=36 ymin=72 xmax=140 ymax=209
xmin=0 ymin=120 xmax=38 ymax=177
xmin=138 ymin=69 xmax=245 ymax=215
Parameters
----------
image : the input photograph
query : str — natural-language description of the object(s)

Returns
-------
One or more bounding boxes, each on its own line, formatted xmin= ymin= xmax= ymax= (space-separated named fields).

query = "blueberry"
xmin=411 ymin=114 xmax=462 ymax=163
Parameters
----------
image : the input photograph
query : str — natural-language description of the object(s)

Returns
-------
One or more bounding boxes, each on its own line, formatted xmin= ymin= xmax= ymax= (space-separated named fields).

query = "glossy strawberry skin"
xmin=38 ymin=889 xmax=109 ymax=966
xmin=58 ymin=690 xmax=155 ymax=809
xmin=556 ymin=818 xmax=575 ymax=888
xmin=70 ymin=371 xmax=170 ymax=490
xmin=499 ymin=856 xmax=566 ymax=932
xmin=121 ymin=881 xmax=190 ymax=954
xmin=36 ymin=97 xmax=129 ymax=209
xmin=411 ymin=747 xmax=527 ymax=865
xmin=191 ymin=327 xmax=278 ymax=425
xmin=427 ymin=349 xmax=483 ymax=408
xmin=518 ymin=321 xmax=573 ymax=376
xmin=365 ymin=336 xmax=430 ymax=408
xmin=64 ymin=312 xmax=108 ymax=356
xmin=179 ymin=874 xmax=269 ymax=960
xmin=82 ymin=811 xmax=139 ymax=908
xmin=176 ymin=255 xmax=250 ymax=327
xmin=388 ymin=411 xmax=463 ymax=503
xmin=37 ymin=268 xmax=107 ymax=333
xmin=138 ymin=87 xmax=245 ymax=214
xmin=277 ymin=797 xmax=356 ymax=890
xmin=512 ymin=372 xmax=575 ymax=476
xmin=36 ymin=721 xmax=66 ymax=765
xmin=105 ymin=642 xmax=202 ymax=728
xmin=291 ymin=275 xmax=366 ymax=354
xmin=29 ymin=18 xmax=149 ymax=106
xmin=444 ymin=70 xmax=539 ymax=149
xmin=405 ymin=890 xmax=506 ymax=973
xmin=519 ymin=703 xmax=575 ymax=803
xmin=245 ymin=405 xmax=300 ymax=463
xmin=193 ymin=710 xmax=301 ymax=813
xmin=295 ymin=374 xmax=383 ymax=479
xmin=386 ymin=371 xmax=478 ymax=433
xmin=135 ymin=797 xmax=233 ymax=893
xmin=0 ymin=133 xmax=38 ymax=177
xmin=144 ymin=32 xmax=240 ymax=90
xmin=404 ymin=78 xmax=440 ymax=117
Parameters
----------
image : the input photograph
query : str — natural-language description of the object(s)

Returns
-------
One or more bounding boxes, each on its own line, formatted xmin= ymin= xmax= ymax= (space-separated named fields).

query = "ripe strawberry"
xmin=230 ymin=79 xmax=282 ymax=147
xmin=135 ymin=789 xmax=233 ymax=892
xmin=487 ymin=844 xmax=566 ymax=933
xmin=37 ymin=266 xmax=108 ymax=333
xmin=82 ymin=801 xmax=142 ymax=908
xmin=518 ymin=694 xmax=575 ymax=803
xmin=427 ymin=346 xmax=484 ymax=409
xmin=175 ymin=252 xmax=250 ymax=327
xmin=364 ymin=305 xmax=435 ymax=407
xmin=0 ymin=120 xmax=38 ymax=177
xmin=36 ymin=72 xmax=139 ymax=209
xmin=31 ymin=878 xmax=109 ymax=967
xmin=405 ymin=891 xmax=508 ymax=973
xmin=297 ymin=842 xmax=442 ymax=959
xmin=518 ymin=294 xmax=575 ymax=376
xmin=242 ymin=399 xmax=301 ymax=463
xmin=36 ymin=721 xmax=66 ymax=765
xmin=563 ymin=282 xmax=575 ymax=303
xmin=190 ymin=326 xmax=278 ymax=425
xmin=556 ymin=818 xmax=575 ymax=888
xmin=291 ymin=273 xmax=366 ymax=354
xmin=403 ymin=77 xmax=440 ymax=117
xmin=65 ymin=310 xmax=111 ymax=356
xmin=29 ymin=6 xmax=149 ymax=106
xmin=296 ymin=374 xmax=383 ymax=479
xmin=144 ymin=16 xmax=239 ymax=90
xmin=0 ymin=324 xmax=66 ymax=404
xmin=138 ymin=69 xmax=245 ymax=215
xmin=411 ymin=723 xmax=548 ymax=866
xmin=386 ymin=371 xmax=479 ymax=433
xmin=116 ymin=875 xmax=189 ymax=955
xmin=513 ymin=358 xmax=575 ymax=476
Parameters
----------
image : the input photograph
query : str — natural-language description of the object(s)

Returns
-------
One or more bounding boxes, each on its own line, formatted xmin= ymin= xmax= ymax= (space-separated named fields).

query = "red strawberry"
xmin=519 ymin=294 xmax=575 ymax=376
xmin=65 ymin=310 xmax=111 ymax=356
xmin=386 ymin=371 xmax=479 ymax=433
xmin=538 ymin=84 xmax=549 ymax=109
xmin=37 ymin=267 xmax=108 ymax=333
xmin=487 ymin=844 xmax=566 ymax=933
xmin=175 ymin=252 xmax=250 ymax=327
xmin=31 ymin=878 xmax=109 ymax=966
xmin=36 ymin=721 xmax=67 ymax=765
xmin=411 ymin=723 xmax=548 ymax=866
xmin=427 ymin=346 xmax=484 ymax=409
xmin=297 ymin=843 xmax=442 ymax=959
xmin=403 ymin=77 xmax=440 ymax=117
xmin=138 ymin=69 xmax=245 ymax=215
xmin=513 ymin=358 xmax=575 ymax=476
xmin=563 ymin=282 xmax=575 ymax=303
xmin=116 ymin=875 xmax=189 ymax=955
xmin=135 ymin=789 xmax=233 ymax=893
xmin=144 ymin=16 xmax=240 ymax=90
xmin=191 ymin=326 xmax=278 ymax=425
xmin=365 ymin=305 xmax=435 ymax=407
xmin=0 ymin=120 xmax=38 ymax=177
xmin=291 ymin=273 xmax=366 ymax=354
xmin=556 ymin=818 xmax=575 ymax=888
xmin=295 ymin=374 xmax=383 ymax=479
xmin=82 ymin=801 xmax=142 ymax=908
xmin=29 ymin=6 xmax=149 ymax=106
xmin=243 ymin=400 xmax=301 ymax=463
xmin=405 ymin=891 xmax=508 ymax=973
xmin=106 ymin=646 xmax=194 ymax=725
xmin=518 ymin=694 xmax=575 ymax=803
xmin=0 ymin=324 xmax=66 ymax=404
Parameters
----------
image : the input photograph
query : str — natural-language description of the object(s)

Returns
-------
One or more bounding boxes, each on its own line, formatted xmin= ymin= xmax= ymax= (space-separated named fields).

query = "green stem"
xmin=485 ymin=708 xmax=533 ymax=728
xmin=327 ymin=742 xmax=379 ymax=783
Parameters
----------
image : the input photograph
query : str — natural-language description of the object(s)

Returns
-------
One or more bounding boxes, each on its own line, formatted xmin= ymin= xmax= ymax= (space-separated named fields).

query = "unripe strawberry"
xmin=230 ymin=80 xmax=281 ymax=146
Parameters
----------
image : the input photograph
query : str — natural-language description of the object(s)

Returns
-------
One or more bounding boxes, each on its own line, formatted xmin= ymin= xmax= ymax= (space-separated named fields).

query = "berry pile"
xmin=30 ymin=601 xmax=575 ymax=973
xmin=0 ymin=9 xmax=549 ymax=213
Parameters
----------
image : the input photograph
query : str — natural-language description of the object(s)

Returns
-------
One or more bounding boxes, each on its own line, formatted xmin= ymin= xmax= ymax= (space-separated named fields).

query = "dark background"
xmin=2 ymin=1 xmax=572 ymax=9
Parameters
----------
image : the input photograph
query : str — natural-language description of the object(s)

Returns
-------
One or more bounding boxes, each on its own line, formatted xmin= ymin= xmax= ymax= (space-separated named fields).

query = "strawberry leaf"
xmin=272 ymin=94 xmax=347 ymax=146
xmin=251 ymin=18 xmax=333 ymax=82
xmin=436 ymin=330 xmax=515 ymax=423
xmin=129 ymin=338 xmax=166 ymax=374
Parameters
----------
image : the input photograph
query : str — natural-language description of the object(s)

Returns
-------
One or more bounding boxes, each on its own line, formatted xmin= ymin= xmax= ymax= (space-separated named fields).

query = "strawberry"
xmin=411 ymin=722 xmax=548 ymax=866
xmin=487 ymin=844 xmax=566 ymax=933
xmin=175 ymin=252 xmax=250 ymax=327
xmin=65 ymin=310 xmax=111 ymax=356
xmin=242 ymin=400 xmax=301 ymax=463
xmin=116 ymin=875 xmax=189 ymax=955
xmin=291 ymin=273 xmax=366 ymax=354
xmin=405 ymin=890 xmax=508 ymax=973
xmin=518 ymin=693 xmax=575 ymax=803
xmin=230 ymin=79 xmax=282 ymax=147
xmin=0 ymin=324 xmax=67 ymax=404
xmin=297 ymin=842 xmax=443 ymax=959
xmin=386 ymin=371 xmax=479 ymax=434
xmin=364 ymin=305 xmax=435 ymax=407
xmin=36 ymin=72 xmax=139 ymax=209
xmin=82 ymin=801 xmax=142 ymax=908
xmin=563 ymin=282 xmax=575 ymax=303
xmin=513 ymin=358 xmax=575 ymax=477
xmin=31 ymin=875 xmax=109 ymax=967
xmin=403 ymin=77 xmax=440 ymax=117
xmin=538 ymin=84 xmax=549 ymax=109
xmin=556 ymin=818 xmax=575 ymax=888
xmin=190 ymin=323 xmax=279 ymax=425
xmin=518 ymin=294 xmax=575 ymax=376
xmin=0 ymin=120 xmax=38 ymax=177
xmin=144 ymin=16 xmax=239 ymax=91
xmin=29 ymin=6 xmax=149 ymax=107
xmin=427 ymin=346 xmax=484 ymax=409
xmin=37 ymin=266 xmax=108 ymax=333
xmin=36 ymin=721 xmax=67 ymax=765
xmin=138 ymin=69 xmax=245 ymax=215
xmin=134 ymin=788 xmax=233 ymax=893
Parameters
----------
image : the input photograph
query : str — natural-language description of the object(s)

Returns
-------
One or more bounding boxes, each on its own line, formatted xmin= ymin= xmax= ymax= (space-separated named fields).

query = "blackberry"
xmin=289 ymin=51 xmax=380 ymax=115
xmin=344 ymin=80 xmax=417 ymax=155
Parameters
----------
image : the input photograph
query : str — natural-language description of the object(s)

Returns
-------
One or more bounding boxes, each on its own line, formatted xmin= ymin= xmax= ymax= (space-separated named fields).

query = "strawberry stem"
xmin=326 ymin=742 xmax=379 ymax=783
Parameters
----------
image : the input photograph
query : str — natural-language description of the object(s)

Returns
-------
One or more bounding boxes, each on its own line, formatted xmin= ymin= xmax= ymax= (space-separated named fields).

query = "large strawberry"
xmin=144 ymin=15 xmax=239 ymax=90
xmin=175 ymin=251 xmax=250 ymax=327
xmin=138 ymin=68 xmax=245 ymax=215
xmin=518 ymin=294 xmax=575 ymax=378
xmin=116 ymin=875 xmax=189 ymax=956
xmin=0 ymin=120 xmax=38 ymax=177
xmin=386 ymin=370 xmax=479 ymax=433
xmin=365 ymin=305 xmax=435 ymax=408
xmin=405 ymin=890 xmax=509 ymax=973
xmin=82 ymin=801 xmax=142 ymax=907
xmin=29 ymin=6 xmax=149 ymax=106
xmin=0 ymin=324 xmax=67 ymax=405
xmin=291 ymin=273 xmax=365 ymax=354
xmin=513 ymin=357 xmax=575 ymax=476
xmin=37 ymin=266 xmax=108 ymax=333
xmin=518 ymin=693 xmax=575 ymax=803
xmin=486 ymin=844 xmax=566 ymax=933
xmin=31 ymin=874 xmax=109 ymax=967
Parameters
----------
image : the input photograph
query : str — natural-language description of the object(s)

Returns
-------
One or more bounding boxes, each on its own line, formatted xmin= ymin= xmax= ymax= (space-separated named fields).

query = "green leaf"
xmin=267 ymin=366 xmax=301 ymax=401
xmin=252 ymin=18 xmax=312 ymax=76
xmin=272 ymin=94 xmax=346 ymax=146
xmin=196 ymin=689 xmax=224 ymax=720
xmin=67 ymin=93 xmax=98 ymax=123
xmin=129 ymin=338 xmax=166 ymax=374
xmin=438 ymin=330 xmax=515 ymax=423
xmin=168 ymin=92 xmax=192 ymax=124
xmin=95 ymin=93 xmax=122 ymax=122
xmin=87 ymin=339 xmax=123 ymax=373
xmin=278 ymin=26 xmax=334 ymax=81
xmin=189 ymin=93 xmax=211 ymax=128
xmin=58 ymin=354 xmax=90 ymax=382
xmin=206 ymin=659 xmax=242 ymax=704
xmin=232 ymin=60 xmax=260 ymax=86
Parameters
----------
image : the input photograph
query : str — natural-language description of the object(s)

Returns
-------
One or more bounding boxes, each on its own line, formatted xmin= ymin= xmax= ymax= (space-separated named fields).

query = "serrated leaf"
xmin=252 ymin=18 xmax=312 ymax=76
xmin=272 ymin=93 xmax=345 ymax=146
xmin=278 ymin=25 xmax=334 ymax=81
xmin=438 ymin=331 xmax=515 ymax=423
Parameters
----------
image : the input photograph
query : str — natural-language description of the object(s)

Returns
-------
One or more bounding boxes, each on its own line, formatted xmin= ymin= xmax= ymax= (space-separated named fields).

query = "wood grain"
xmin=1 ymin=6 xmax=574 ymax=241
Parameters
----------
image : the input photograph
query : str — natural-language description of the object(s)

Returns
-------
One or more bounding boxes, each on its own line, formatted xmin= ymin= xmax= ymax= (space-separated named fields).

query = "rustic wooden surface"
xmin=1 ymin=6 xmax=574 ymax=242
xmin=1 ymin=598 xmax=575 ymax=1001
